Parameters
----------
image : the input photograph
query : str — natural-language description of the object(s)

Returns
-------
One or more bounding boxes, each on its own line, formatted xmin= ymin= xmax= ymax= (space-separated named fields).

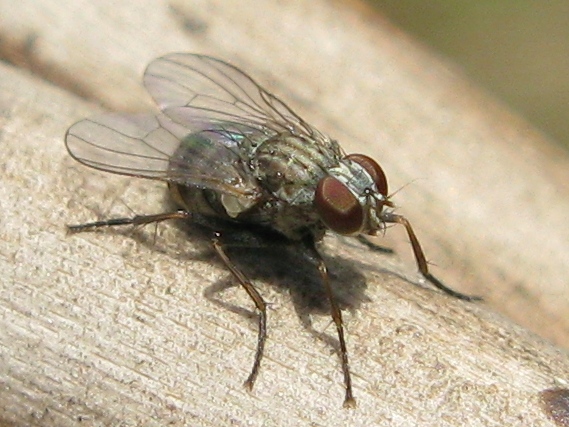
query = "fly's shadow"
xmin=160 ymin=194 xmax=373 ymax=349
xmin=202 ymin=232 xmax=371 ymax=331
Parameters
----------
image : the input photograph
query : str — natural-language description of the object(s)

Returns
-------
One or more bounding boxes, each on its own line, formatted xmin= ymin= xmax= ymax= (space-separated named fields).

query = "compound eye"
xmin=345 ymin=153 xmax=388 ymax=196
xmin=315 ymin=176 xmax=364 ymax=235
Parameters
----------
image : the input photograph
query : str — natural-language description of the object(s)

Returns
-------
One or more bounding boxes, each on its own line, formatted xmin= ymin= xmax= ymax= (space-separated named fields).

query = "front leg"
xmin=380 ymin=212 xmax=482 ymax=301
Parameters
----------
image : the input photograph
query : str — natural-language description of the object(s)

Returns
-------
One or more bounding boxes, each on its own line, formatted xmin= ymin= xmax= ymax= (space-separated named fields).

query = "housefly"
xmin=65 ymin=53 xmax=480 ymax=408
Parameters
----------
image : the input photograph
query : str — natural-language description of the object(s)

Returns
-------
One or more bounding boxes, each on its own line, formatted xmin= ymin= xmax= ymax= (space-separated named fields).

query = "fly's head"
xmin=314 ymin=154 xmax=394 ymax=236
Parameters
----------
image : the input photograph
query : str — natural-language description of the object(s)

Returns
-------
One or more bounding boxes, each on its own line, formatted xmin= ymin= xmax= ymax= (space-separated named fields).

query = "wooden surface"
xmin=1 ymin=0 xmax=568 ymax=426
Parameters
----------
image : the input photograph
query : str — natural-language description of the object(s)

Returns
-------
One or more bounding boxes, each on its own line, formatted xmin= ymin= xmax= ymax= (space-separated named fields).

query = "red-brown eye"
xmin=314 ymin=176 xmax=364 ymax=235
xmin=345 ymin=154 xmax=388 ymax=196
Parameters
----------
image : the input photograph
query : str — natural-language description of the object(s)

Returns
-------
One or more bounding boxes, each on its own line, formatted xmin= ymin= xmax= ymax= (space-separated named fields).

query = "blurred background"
xmin=373 ymin=1 xmax=569 ymax=150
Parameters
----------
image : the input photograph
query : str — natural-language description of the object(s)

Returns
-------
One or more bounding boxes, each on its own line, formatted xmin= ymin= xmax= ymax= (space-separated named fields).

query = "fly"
xmin=65 ymin=53 xmax=480 ymax=408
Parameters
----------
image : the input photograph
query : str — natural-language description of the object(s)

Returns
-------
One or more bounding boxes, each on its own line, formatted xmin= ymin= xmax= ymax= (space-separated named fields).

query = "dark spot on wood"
xmin=540 ymin=388 xmax=569 ymax=426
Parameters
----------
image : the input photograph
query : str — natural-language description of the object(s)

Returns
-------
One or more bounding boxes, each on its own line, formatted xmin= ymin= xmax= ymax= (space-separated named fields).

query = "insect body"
xmin=66 ymin=53 xmax=479 ymax=408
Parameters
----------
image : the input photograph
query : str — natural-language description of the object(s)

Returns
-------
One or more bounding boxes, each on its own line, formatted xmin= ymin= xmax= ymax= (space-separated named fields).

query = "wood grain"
xmin=0 ymin=0 xmax=568 ymax=426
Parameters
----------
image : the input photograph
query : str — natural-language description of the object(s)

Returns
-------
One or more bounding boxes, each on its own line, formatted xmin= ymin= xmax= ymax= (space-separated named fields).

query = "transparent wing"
xmin=66 ymin=53 xmax=336 ymax=199
xmin=65 ymin=113 xmax=260 ymax=197
xmin=143 ymin=53 xmax=327 ymax=142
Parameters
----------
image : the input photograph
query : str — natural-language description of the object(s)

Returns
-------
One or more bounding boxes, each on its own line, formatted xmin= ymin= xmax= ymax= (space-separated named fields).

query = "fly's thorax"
xmin=314 ymin=154 xmax=390 ymax=236
xmin=252 ymin=132 xmax=342 ymax=205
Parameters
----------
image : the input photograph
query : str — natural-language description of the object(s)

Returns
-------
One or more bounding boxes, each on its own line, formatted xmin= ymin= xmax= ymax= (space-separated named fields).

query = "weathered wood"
xmin=0 ymin=0 xmax=568 ymax=426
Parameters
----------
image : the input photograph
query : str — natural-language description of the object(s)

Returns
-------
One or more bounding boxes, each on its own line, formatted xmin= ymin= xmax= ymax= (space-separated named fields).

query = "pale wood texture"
xmin=1 ymin=1 xmax=568 ymax=426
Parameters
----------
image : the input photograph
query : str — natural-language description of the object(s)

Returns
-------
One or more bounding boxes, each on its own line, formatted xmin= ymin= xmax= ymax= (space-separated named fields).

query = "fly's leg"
xmin=380 ymin=212 xmax=481 ymax=301
xmin=67 ymin=210 xmax=192 ymax=232
xmin=212 ymin=234 xmax=267 ymax=391
xmin=302 ymin=238 xmax=356 ymax=409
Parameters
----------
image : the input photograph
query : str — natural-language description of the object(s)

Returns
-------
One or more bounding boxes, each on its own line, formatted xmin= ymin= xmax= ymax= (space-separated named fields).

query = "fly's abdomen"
xmin=168 ymin=130 xmax=264 ymax=219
